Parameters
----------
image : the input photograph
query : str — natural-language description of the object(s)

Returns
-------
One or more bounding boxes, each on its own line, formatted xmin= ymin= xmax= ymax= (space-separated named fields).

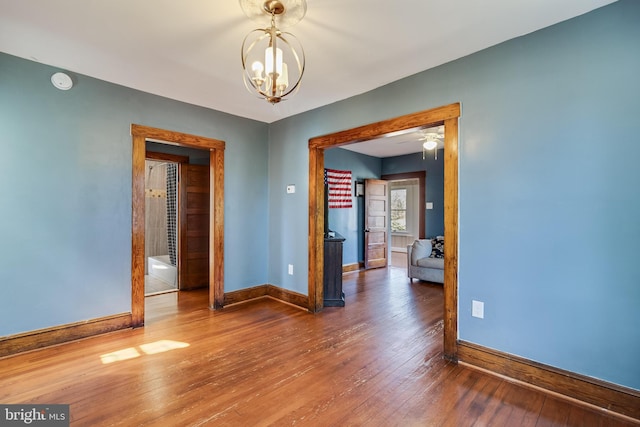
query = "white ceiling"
xmin=339 ymin=126 xmax=444 ymax=159
xmin=0 ymin=0 xmax=615 ymax=145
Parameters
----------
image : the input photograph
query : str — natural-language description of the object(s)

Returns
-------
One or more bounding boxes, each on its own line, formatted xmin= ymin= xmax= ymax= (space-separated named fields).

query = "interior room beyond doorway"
xmin=389 ymin=178 xmax=420 ymax=269
xmin=144 ymin=159 xmax=179 ymax=295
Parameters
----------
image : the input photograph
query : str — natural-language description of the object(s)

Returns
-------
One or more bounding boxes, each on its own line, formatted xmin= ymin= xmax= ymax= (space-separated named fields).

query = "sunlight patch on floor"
xmin=100 ymin=347 xmax=141 ymax=364
xmin=139 ymin=340 xmax=189 ymax=355
xmin=100 ymin=340 xmax=189 ymax=364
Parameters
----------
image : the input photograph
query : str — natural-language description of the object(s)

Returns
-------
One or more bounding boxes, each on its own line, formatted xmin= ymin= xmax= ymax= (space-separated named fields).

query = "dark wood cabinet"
xmin=323 ymin=233 xmax=346 ymax=307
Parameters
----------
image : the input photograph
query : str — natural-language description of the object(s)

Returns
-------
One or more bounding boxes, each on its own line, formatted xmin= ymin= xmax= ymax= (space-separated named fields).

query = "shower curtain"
xmin=166 ymin=164 xmax=178 ymax=266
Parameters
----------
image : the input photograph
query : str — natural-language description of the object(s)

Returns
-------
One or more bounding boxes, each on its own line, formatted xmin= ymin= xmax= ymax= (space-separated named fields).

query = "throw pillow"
xmin=411 ymin=239 xmax=432 ymax=265
xmin=430 ymin=235 xmax=444 ymax=258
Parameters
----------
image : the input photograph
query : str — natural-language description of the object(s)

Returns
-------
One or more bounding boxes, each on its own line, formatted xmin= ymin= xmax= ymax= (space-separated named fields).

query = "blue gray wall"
xmin=268 ymin=0 xmax=640 ymax=390
xmin=383 ymin=149 xmax=444 ymax=238
xmin=0 ymin=52 xmax=269 ymax=336
xmin=324 ymin=148 xmax=381 ymax=265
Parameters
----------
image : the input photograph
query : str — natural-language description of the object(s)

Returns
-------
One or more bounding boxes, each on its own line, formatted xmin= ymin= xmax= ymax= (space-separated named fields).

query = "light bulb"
xmin=265 ymin=46 xmax=283 ymax=76
xmin=251 ymin=61 xmax=264 ymax=79
xmin=276 ymin=62 xmax=289 ymax=92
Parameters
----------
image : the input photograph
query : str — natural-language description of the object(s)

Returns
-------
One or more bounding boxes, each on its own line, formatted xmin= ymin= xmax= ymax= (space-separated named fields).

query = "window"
xmin=390 ymin=188 xmax=407 ymax=232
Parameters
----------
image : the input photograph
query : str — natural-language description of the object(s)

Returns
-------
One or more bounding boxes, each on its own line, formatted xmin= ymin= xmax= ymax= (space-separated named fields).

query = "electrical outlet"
xmin=286 ymin=185 xmax=295 ymax=194
xmin=472 ymin=300 xmax=484 ymax=319
xmin=288 ymin=264 xmax=294 ymax=275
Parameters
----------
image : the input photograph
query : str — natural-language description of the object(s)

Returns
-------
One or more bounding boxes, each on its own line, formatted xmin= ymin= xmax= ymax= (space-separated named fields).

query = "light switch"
xmin=426 ymin=202 xmax=433 ymax=210
xmin=286 ymin=185 xmax=295 ymax=194
xmin=472 ymin=300 xmax=484 ymax=319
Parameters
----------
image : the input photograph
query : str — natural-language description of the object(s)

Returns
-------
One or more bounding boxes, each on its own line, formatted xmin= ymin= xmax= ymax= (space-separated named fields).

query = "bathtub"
xmin=148 ymin=255 xmax=177 ymax=285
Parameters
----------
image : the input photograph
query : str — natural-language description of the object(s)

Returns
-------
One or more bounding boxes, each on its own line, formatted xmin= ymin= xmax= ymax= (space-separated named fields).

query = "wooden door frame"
xmin=308 ymin=103 xmax=460 ymax=360
xmin=131 ymin=124 xmax=225 ymax=327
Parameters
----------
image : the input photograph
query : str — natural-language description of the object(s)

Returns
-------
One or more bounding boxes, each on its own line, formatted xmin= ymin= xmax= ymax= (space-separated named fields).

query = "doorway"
xmin=144 ymin=151 xmax=189 ymax=296
xmin=144 ymin=158 xmax=179 ymax=295
xmin=388 ymin=178 xmax=419 ymax=268
xmin=308 ymin=103 xmax=460 ymax=360
xmin=382 ymin=171 xmax=427 ymax=269
xmin=144 ymin=149 xmax=206 ymax=296
xmin=131 ymin=124 xmax=225 ymax=327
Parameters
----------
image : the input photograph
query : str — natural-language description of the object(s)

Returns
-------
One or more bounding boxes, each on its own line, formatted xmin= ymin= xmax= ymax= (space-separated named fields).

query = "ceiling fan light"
xmin=423 ymin=140 xmax=437 ymax=150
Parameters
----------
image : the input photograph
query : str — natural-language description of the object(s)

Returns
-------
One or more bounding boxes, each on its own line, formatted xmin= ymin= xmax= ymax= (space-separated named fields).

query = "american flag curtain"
xmin=324 ymin=168 xmax=352 ymax=208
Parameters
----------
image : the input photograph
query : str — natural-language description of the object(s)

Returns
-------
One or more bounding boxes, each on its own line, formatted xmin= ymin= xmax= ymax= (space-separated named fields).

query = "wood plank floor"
xmin=390 ymin=250 xmax=407 ymax=268
xmin=145 ymin=274 xmax=178 ymax=295
xmin=1 ymin=267 xmax=635 ymax=426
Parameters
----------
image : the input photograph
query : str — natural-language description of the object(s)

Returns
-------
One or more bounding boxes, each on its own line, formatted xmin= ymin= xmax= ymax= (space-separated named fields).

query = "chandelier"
xmin=240 ymin=0 xmax=306 ymax=104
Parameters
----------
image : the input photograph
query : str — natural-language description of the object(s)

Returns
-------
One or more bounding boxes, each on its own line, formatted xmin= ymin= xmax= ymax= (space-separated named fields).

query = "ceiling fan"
xmin=418 ymin=126 xmax=444 ymax=159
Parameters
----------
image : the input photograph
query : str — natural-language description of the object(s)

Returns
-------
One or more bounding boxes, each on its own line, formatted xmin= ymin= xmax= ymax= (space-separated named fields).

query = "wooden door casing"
xmin=364 ymin=179 xmax=388 ymax=269
xmin=308 ymin=103 xmax=460 ymax=359
xmin=132 ymin=124 xmax=225 ymax=325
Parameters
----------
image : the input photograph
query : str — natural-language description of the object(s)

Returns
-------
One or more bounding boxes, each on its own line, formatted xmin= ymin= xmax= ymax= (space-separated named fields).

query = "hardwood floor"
xmin=144 ymin=274 xmax=178 ymax=295
xmin=390 ymin=250 xmax=408 ymax=268
xmin=1 ymin=267 xmax=635 ymax=426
